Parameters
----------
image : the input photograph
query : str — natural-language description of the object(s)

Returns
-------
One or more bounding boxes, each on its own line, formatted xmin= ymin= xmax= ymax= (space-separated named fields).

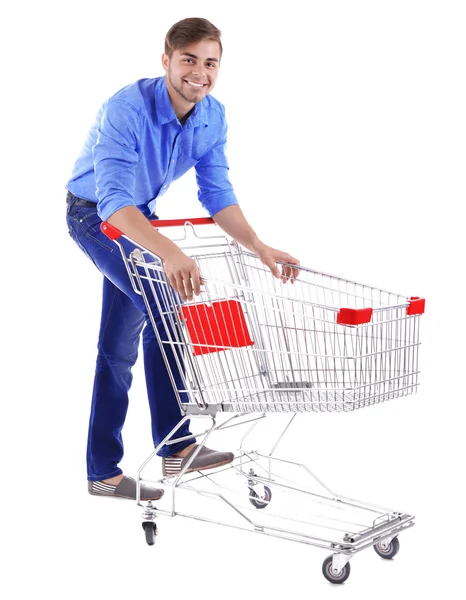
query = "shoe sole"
xmin=88 ymin=490 xmax=164 ymax=501
xmin=162 ymin=456 xmax=234 ymax=478
xmin=89 ymin=494 xmax=164 ymax=501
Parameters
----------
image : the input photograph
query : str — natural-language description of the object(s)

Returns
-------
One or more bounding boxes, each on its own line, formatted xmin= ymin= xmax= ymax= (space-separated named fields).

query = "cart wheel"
xmin=249 ymin=485 xmax=272 ymax=509
xmin=322 ymin=555 xmax=351 ymax=584
xmin=142 ymin=521 xmax=157 ymax=546
xmin=374 ymin=536 xmax=400 ymax=559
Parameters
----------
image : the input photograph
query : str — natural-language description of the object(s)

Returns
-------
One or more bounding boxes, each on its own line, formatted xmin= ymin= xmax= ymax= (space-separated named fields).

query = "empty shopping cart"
xmin=101 ymin=217 xmax=424 ymax=584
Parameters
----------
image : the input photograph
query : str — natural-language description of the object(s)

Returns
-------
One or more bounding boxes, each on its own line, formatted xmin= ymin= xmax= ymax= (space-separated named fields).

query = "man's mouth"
xmin=184 ymin=80 xmax=206 ymax=88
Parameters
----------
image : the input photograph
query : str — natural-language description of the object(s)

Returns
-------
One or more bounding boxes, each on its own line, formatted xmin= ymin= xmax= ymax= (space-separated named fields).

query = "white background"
xmin=2 ymin=0 xmax=465 ymax=598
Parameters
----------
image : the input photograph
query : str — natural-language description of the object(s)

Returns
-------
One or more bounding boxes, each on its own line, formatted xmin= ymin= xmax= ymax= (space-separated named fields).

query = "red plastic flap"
xmin=407 ymin=296 xmax=425 ymax=315
xmin=180 ymin=299 xmax=254 ymax=356
xmin=100 ymin=222 xmax=123 ymax=240
xmin=151 ymin=217 xmax=214 ymax=228
xmin=336 ymin=307 xmax=373 ymax=326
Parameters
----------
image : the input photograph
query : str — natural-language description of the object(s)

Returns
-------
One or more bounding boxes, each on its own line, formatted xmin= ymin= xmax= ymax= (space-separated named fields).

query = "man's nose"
xmin=191 ymin=65 xmax=205 ymax=77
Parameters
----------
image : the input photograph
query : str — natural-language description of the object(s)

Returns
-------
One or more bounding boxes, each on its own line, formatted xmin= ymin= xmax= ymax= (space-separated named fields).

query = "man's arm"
xmin=213 ymin=205 xmax=300 ymax=281
xmin=108 ymin=206 xmax=202 ymax=301
xmin=194 ymin=112 xmax=299 ymax=281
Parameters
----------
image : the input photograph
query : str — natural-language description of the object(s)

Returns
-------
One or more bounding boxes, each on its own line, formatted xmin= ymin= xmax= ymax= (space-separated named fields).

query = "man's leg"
xmin=140 ymin=276 xmax=234 ymax=475
xmin=67 ymin=199 xmax=195 ymax=471
xmin=86 ymin=276 xmax=145 ymax=481
xmin=142 ymin=307 xmax=194 ymax=458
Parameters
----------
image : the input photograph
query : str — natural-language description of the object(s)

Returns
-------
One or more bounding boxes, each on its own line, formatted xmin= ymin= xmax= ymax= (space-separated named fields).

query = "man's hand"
xmin=107 ymin=206 xmax=204 ymax=300
xmin=212 ymin=206 xmax=300 ymax=283
xmin=256 ymin=244 xmax=301 ymax=283
xmin=163 ymin=248 xmax=203 ymax=301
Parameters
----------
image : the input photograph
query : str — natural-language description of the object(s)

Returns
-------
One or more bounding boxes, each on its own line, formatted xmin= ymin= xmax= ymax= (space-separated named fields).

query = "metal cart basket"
xmin=101 ymin=217 xmax=425 ymax=584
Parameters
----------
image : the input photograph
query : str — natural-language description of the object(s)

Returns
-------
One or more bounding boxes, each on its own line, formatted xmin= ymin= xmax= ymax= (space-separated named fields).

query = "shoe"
xmin=88 ymin=475 xmax=164 ymax=501
xmin=162 ymin=445 xmax=234 ymax=477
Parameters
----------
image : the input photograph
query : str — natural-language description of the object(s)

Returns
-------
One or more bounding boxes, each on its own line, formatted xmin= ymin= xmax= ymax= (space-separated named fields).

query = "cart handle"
xmin=101 ymin=217 xmax=215 ymax=240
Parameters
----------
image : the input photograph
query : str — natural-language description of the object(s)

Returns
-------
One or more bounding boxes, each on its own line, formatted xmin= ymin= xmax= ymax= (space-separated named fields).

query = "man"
xmin=66 ymin=17 xmax=299 ymax=501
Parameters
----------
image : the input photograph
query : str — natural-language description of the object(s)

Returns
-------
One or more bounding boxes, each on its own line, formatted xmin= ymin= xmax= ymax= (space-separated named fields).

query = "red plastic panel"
xmin=407 ymin=296 xmax=425 ymax=315
xmin=181 ymin=299 xmax=254 ymax=356
xmin=336 ymin=307 xmax=373 ymax=326
xmin=100 ymin=222 xmax=123 ymax=240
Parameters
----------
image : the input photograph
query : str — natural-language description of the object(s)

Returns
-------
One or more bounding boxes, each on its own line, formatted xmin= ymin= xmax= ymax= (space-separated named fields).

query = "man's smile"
xmin=184 ymin=79 xmax=207 ymax=88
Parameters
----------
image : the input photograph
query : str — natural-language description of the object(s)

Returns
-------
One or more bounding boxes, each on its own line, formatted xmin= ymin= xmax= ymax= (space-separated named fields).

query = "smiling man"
xmin=65 ymin=18 xmax=299 ymax=501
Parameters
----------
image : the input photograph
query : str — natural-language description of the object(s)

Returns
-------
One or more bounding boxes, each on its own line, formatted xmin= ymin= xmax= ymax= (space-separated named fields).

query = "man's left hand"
xmin=256 ymin=244 xmax=301 ymax=283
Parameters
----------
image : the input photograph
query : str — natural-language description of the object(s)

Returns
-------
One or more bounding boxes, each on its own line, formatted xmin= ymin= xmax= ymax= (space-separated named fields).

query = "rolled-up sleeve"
xmin=92 ymin=99 xmax=142 ymax=221
xmin=195 ymin=122 xmax=239 ymax=216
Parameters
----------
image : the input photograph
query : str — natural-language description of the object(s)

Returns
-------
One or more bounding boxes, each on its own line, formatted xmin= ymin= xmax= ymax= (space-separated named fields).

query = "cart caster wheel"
xmin=322 ymin=555 xmax=351 ymax=584
xmin=374 ymin=536 xmax=400 ymax=559
xmin=142 ymin=522 xmax=157 ymax=545
xmin=249 ymin=485 xmax=272 ymax=509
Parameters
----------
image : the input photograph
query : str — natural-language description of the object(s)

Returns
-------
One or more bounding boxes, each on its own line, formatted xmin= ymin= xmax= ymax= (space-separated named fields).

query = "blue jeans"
xmin=66 ymin=193 xmax=194 ymax=481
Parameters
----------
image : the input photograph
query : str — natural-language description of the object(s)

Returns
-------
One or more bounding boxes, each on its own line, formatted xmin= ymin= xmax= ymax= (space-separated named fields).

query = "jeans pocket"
xmin=66 ymin=214 xmax=99 ymax=265
xmin=71 ymin=206 xmax=102 ymax=235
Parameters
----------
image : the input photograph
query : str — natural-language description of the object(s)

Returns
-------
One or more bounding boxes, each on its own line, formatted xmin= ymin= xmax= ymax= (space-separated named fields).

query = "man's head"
xmin=162 ymin=18 xmax=222 ymax=116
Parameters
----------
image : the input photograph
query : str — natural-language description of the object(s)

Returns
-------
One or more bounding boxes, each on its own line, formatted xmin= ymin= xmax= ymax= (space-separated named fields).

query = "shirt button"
xmin=172 ymin=160 xmax=175 ymax=163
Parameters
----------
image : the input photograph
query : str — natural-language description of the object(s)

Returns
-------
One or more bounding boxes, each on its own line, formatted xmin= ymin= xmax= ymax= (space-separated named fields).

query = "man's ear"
xmin=161 ymin=53 xmax=169 ymax=72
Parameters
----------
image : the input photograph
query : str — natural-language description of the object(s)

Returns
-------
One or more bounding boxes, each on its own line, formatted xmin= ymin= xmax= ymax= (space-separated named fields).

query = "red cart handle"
xmin=101 ymin=217 xmax=215 ymax=240
xmin=152 ymin=217 xmax=214 ymax=228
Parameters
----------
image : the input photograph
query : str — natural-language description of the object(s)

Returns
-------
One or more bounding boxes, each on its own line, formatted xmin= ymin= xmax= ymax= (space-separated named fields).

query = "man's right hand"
xmin=162 ymin=248 xmax=203 ymax=302
xmin=107 ymin=207 xmax=203 ymax=302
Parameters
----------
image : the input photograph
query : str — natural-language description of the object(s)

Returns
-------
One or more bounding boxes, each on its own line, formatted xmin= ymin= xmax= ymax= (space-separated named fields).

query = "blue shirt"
xmin=66 ymin=77 xmax=239 ymax=221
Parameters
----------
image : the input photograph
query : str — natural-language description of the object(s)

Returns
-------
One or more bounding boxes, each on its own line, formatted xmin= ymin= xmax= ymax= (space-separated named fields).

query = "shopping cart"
xmin=101 ymin=217 xmax=425 ymax=584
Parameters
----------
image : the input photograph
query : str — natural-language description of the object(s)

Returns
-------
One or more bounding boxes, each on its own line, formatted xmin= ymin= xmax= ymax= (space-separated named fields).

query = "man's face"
xmin=162 ymin=39 xmax=221 ymax=108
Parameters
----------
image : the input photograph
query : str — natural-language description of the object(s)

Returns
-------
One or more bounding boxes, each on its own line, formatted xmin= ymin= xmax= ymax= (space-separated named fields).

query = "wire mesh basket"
xmin=127 ymin=237 xmax=424 ymax=414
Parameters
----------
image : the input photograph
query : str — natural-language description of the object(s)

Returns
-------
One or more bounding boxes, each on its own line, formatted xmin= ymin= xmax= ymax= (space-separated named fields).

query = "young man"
xmin=65 ymin=17 xmax=299 ymax=501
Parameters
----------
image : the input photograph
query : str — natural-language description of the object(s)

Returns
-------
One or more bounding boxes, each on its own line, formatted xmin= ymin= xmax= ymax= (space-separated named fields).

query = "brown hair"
xmin=164 ymin=18 xmax=222 ymax=57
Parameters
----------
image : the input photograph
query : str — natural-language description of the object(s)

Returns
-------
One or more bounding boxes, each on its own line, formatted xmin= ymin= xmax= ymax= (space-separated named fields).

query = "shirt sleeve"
xmin=92 ymin=99 xmax=142 ymax=221
xmin=195 ymin=121 xmax=239 ymax=216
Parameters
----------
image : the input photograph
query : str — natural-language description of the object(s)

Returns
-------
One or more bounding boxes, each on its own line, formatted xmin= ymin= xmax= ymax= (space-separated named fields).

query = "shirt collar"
xmin=155 ymin=76 xmax=209 ymax=127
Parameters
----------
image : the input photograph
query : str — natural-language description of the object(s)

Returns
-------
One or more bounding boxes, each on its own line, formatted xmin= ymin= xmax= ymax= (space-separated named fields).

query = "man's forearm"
xmin=107 ymin=206 xmax=181 ymax=260
xmin=212 ymin=205 xmax=265 ymax=253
